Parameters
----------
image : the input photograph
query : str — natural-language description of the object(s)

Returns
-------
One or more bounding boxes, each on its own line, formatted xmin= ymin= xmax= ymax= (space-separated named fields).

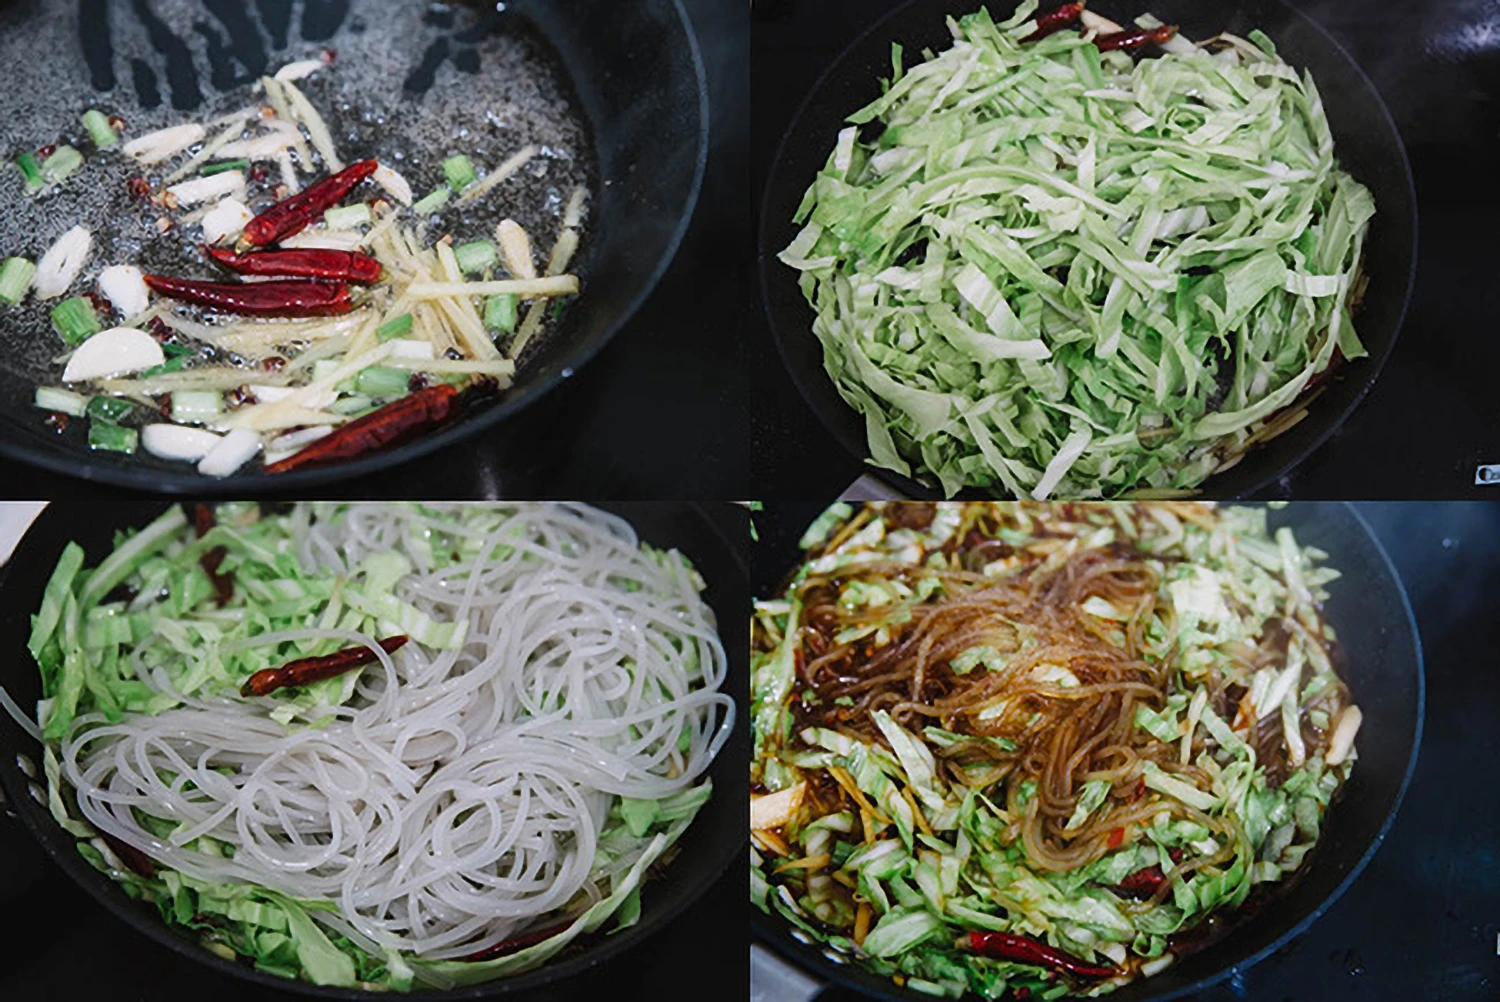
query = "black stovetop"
xmin=0 ymin=0 xmax=750 ymax=502
xmin=754 ymin=502 xmax=1500 ymax=1002
xmin=750 ymin=0 xmax=1500 ymax=501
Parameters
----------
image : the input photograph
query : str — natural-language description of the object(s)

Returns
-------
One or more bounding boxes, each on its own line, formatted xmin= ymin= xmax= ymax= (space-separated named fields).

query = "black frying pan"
xmin=749 ymin=502 xmax=1423 ymax=1001
xmin=0 ymin=502 xmax=748 ymax=999
xmin=759 ymin=0 xmax=1418 ymax=500
xmin=0 ymin=0 xmax=707 ymax=493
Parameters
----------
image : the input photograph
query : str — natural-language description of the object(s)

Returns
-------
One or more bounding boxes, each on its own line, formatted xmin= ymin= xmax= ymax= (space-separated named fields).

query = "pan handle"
xmin=751 ymin=943 xmax=826 ymax=1002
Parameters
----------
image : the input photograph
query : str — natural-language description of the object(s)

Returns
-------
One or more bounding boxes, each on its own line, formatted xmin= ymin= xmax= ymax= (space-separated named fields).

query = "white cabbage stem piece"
xmin=1325 ymin=705 xmax=1363 ymax=766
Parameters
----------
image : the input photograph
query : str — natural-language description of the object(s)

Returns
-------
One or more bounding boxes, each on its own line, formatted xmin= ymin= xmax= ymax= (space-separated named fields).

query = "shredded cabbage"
xmin=752 ymin=501 xmax=1360 ymax=999
xmin=782 ymin=5 xmax=1375 ymax=498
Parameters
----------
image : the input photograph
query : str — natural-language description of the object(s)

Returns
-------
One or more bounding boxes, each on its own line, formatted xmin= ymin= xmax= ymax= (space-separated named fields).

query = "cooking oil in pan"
xmin=0 ymin=0 xmax=594 ymax=455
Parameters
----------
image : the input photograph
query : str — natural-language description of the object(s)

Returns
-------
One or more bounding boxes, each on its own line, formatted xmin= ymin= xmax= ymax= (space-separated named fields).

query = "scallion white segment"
xmin=782 ymin=4 xmax=1375 ymax=498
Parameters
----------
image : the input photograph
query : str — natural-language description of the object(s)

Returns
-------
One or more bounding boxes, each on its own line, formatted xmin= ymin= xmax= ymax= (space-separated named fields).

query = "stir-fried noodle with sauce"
xmin=751 ymin=503 xmax=1361 ymax=998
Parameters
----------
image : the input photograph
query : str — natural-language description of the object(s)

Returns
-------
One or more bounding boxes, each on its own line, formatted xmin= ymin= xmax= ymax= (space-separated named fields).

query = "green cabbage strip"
xmin=782 ymin=5 xmax=1374 ymax=498
xmin=31 ymin=504 xmax=716 ymax=992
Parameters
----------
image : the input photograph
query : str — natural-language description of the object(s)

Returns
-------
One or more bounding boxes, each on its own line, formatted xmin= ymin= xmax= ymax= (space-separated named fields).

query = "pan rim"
xmin=756 ymin=0 xmax=1419 ymax=501
xmin=0 ymin=0 xmax=712 ymax=495
xmin=748 ymin=499 xmax=1426 ymax=1001
xmin=0 ymin=500 xmax=747 ymax=999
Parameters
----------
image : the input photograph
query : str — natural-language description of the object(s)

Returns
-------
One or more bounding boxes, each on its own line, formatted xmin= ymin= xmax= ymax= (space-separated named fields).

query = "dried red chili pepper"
xmin=1117 ymin=864 xmax=1166 ymax=896
xmin=967 ymin=932 xmax=1116 ymax=978
xmin=143 ymin=275 xmax=354 ymax=318
xmin=1094 ymin=23 xmax=1178 ymax=52
xmin=461 ymin=922 xmax=572 ymax=962
xmin=1022 ymin=2 xmax=1084 ymax=42
xmin=241 ymin=635 xmax=409 ymax=697
xmin=192 ymin=503 xmax=234 ymax=606
xmin=203 ymin=245 xmax=383 ymax=284
xmin=263 ymin=383 xmax=466 ymax=473
xmin=100 ymin=830 xmax=156 ymax=877
xmin=240 ymin=159 xmax=379 ymax=247
xmin=1116 ymin=845 xmax=1185 ymax=896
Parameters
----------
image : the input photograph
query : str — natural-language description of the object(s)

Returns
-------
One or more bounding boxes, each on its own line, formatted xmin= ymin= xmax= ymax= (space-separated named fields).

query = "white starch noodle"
xmin=43 ymin=504 xmax=731 ymax=971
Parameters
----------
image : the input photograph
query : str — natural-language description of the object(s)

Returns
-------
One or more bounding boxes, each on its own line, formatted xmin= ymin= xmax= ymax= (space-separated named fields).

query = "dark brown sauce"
xmin=1164 ymin=784 xmax=1344 ymax=961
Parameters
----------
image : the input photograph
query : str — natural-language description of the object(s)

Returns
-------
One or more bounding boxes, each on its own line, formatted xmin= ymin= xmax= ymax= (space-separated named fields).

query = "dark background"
xmin=0 ymin=0 xmax=749 ymax=501
xmin=751 ymin=0 xmax=1500 ymax=502
xmin=750 ymin=501 xmax=1500 ymax=1001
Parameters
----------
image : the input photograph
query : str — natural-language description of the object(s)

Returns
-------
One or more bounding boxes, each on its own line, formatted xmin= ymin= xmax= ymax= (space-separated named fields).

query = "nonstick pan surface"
xmin=0 ymin=0 xmax=708 ymax=493
xmin=759 ymin=0 xmax=1417 ymax=500
xmin=0 ymin=502 xmax=747 ymax=998
xmin=749 ymin=501 xmax=1423 ymax=1001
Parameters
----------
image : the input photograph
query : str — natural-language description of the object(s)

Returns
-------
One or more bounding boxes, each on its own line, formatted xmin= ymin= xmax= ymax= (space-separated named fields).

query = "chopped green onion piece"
xmin=201 ymin=159 xmax=249 ymax=177
xmin=34 ymin=386 xmax=88 ymax=417
xmin=325 ymin=203 xmax=372 ymax=230
xmin=15 ymin=153 xmax=44 ymax=195
xmin=42 ymin=146 xmax=84 ymax=186
xmin=0 ymin=257 xmax=37 ymax=305
xmin=454 ymin=240 xmax=498 ymax=275
xmin=443 ymin=154 xmax=477 ymax=192
xmin=376 ymin=313 xmax=414 ymax=341
xmin=86 ymin=395 xmax=134 ymax=424
xmin=82 ymin=110 xmax=118 ymax=150
xmin=160 ymin=342 xmax=195 ymax=359
xmin=50 ymin=297 xmax=101 ymax=346
xmin=88 ymin=421 xmax=137 ymax=454
xmin=170 ymin=390 xmax=222 ymax=424
xmin=140 ymin=356 xmax=190 ymax=379
xmin=330 ymin=394 xmax=375 ymax=415
xmin=355 ymin=366 xmax=411 ymax=399
xmin=484 ymin=293 xmax=517 ymax=332
xmin=413 ymin=188 xmax=450 ymax=215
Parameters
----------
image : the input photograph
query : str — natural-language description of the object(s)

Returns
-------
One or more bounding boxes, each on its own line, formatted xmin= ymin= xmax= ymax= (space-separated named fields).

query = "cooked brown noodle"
xmin=788 ymin=513 xmax=1341 ymax=888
